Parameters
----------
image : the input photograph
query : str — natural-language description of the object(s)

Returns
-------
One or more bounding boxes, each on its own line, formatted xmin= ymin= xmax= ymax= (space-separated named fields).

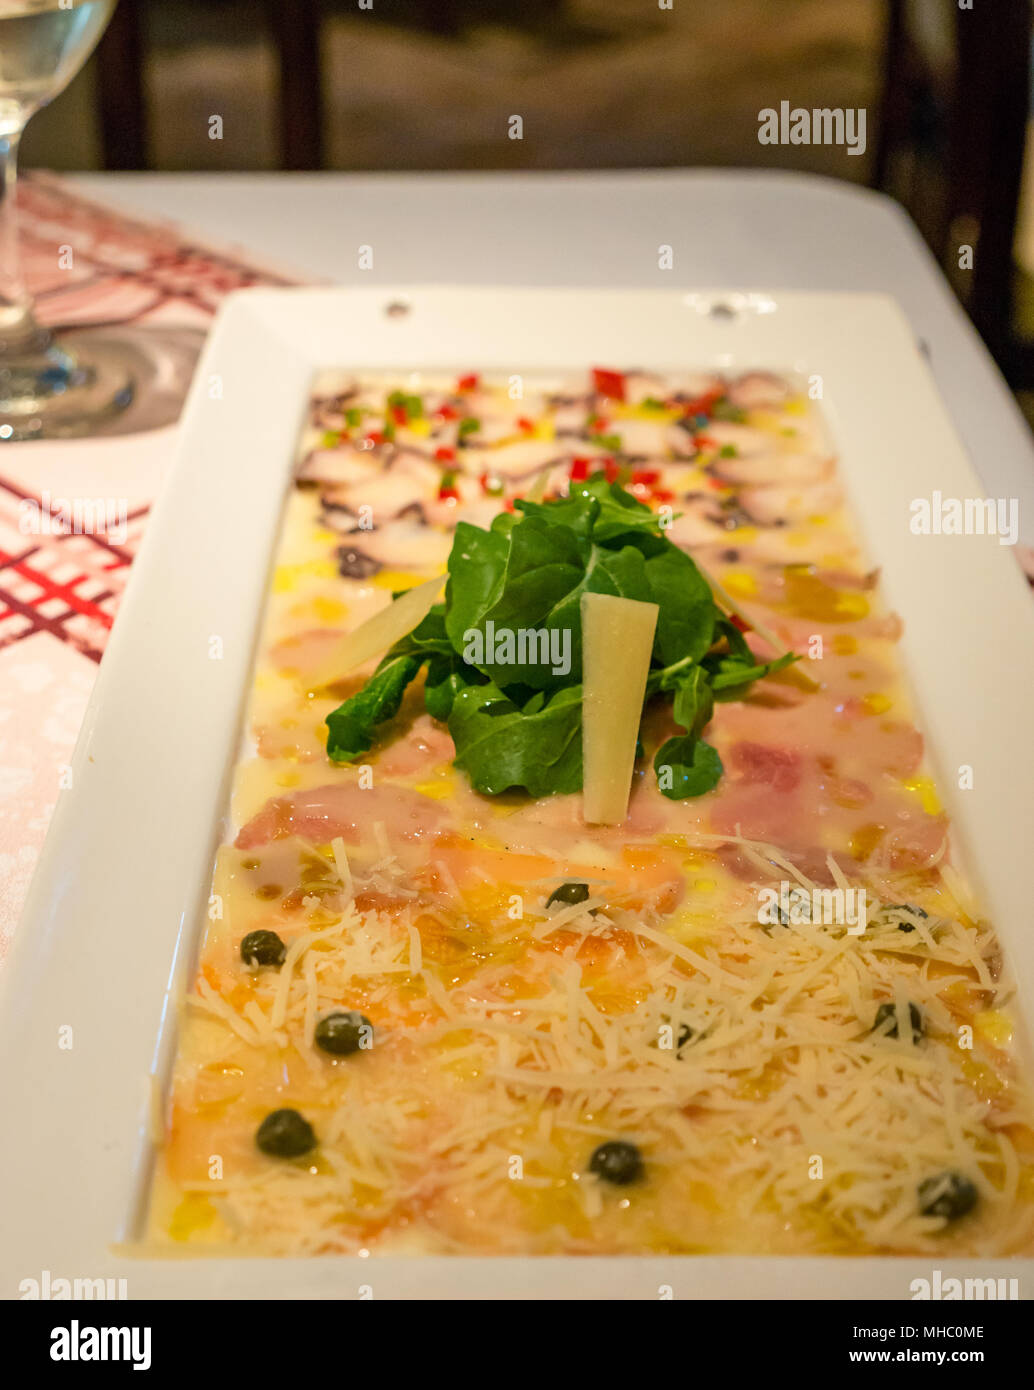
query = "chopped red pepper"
xmin=437 ymin=404 xmax=459 ymax=420
xmin=730 ymin=613 xmax=752 ymax=633
xmin=694 ymin=435 xmax=717 ymax=451
xmin=479 ymin=471 xmax=504 ymax=496
xmin=592 ymin=367 xmax=626 ymax=402
xmin=517 ymin=416 xmax=535 ymax=433
xmin=390 ymin=405 xmax=408 ymax=426
xmin=631 ymin=468 xmax=661 ymax=486
xmin=434 ymin=446 xmax=456 ymax=463
xmin=438 ymin=469 xmax=460 ymax=501
xmin=365 ymin=430 xmax=390 ymax=447
xmin=683 ymin=387 xmax=723 ymax=417
xmin=457 ymin=373 xmax=479 ymax=392
xmin=650 ymin=488 xmax=675 ymax=502
xmin=595 ymin=459 xmax=620 ymax=483
xmin=569 ymin=456 xmax=591 ymax=481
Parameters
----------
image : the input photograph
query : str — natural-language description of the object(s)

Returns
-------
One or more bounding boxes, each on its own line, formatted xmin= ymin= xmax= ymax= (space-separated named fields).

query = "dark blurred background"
xmin=20 ymin=0 xmax=1034 ymax=405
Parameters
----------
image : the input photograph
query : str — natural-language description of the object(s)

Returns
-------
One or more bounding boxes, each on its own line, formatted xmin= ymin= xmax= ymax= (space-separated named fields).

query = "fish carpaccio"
xmin=146 ymin=368 xmax=1034 ymax=1256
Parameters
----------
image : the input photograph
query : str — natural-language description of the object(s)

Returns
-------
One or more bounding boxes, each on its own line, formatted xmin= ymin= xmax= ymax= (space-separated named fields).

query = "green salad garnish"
xmin=325 ymin=474 xmax=795 ymax=800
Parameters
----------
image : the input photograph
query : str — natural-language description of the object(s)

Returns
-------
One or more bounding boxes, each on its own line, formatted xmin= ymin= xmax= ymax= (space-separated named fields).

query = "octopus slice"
xmin=335 ymin=518 xmax=453 ymax=574
xmin=726 ymin=372 xmax=793 ymax=410
xmin=320 ymin=451 xmax=442 ymax=520
xmin=609 ymin=418 xmax=677 ymax=457
xmin=459 ymin=439 xmax=572 ymax=479
xmin=711 ymin=451 xmax=834 ymax=486
xmin=738 ymin=479 xmax=843 ymax=526
xmin=696 ymin=421 xmax=777 ymax=455
xmin=296 ymin=446 xmax=382 ymax=487
xmin=659 ymin=371 xmax=726 ymax=403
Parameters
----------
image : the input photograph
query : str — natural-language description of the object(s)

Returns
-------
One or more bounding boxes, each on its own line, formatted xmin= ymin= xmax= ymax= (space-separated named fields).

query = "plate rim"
xmin=4 ymin=284 xmax=1034 ymax=1299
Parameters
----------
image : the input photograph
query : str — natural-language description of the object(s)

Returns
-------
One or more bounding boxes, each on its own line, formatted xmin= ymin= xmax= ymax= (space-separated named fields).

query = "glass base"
xmin=0 ymin=328 xmax=136 ymax=441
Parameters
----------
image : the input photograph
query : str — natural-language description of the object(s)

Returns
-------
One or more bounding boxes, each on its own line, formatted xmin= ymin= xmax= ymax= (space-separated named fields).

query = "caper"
xmin=239 ymin=929 xmax=286 ymax=968
xmin=589 ymin=1140 xmax=644 ymax=1186
xmin=872 ymin=1001 xmax=923 ymax=1042
xmin=918 ymin=1170 xmax=978 ymax=1222
xmin=776 ymin=887 xmax=812 ymax=926
xmin=884 ymin=903 xmax=929 ymax=933
xmin=314 ymin=1010 xmax=372 ymax=1057
xmin=546 ymin=881 xmax=590 ymax=909
xmin=256 ymin=1108 xmax=316 ymax=1158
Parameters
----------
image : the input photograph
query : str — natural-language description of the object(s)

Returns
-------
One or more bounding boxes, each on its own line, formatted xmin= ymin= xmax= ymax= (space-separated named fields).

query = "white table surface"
xmin=72 ymin=168 xmax=1034 ymax=545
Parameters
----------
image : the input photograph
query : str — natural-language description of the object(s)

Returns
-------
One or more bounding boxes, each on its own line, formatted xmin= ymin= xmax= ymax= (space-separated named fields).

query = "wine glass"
xmin=0 ymin=0 xmax=134 ymax=440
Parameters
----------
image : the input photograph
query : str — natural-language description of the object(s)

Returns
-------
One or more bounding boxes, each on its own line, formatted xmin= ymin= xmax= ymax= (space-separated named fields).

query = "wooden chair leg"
xmin=95 ymin=0 xmax=149 ymax=170
xmin=873 ymin=0 xmax=907 ymax=191
xmin=948 ymin=1 xmax=1031 ymax=360
xmin=270 ymin=0 xmax=324 ymax=171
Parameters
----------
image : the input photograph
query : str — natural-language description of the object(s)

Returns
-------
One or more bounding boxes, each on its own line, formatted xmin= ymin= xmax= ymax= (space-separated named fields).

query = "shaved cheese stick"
xmin=309 ymin=571 xmax=444 ymax=687
xmin=580 ymin=592 xmax=658 ymax=825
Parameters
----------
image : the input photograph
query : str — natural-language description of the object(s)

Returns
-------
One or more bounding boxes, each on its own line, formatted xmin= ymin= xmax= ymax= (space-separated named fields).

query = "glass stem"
xmin=0 ymin=128 xmax=49 ymax=358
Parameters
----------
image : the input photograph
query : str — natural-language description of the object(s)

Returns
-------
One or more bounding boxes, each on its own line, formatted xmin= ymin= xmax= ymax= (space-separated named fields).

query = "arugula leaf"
xmin=654 ymin=735 xmax=723 ymax=798
xmin=671 ymin=664 xmax=714 ymax=740
xmin=702 ymin=618 xmax=798 ymax=696
xmin=653 ymin=666 xmax=722 ymax=800
xmin=444 ymin=521 xmax=508 ymax=649
xmin=424 ymin=652 xmax=485 ymax=721
xmin=456 ymin=515 xmax=657 ymax=689
xmin=449 ymin=681 xmax=583 ymax=796
xmin=326 ymin=652 xmax=422 ymax=762
xmin=642 ymin=545 xmax=720 ymax=664
xmin=390 ymin=603 xmax=454 ymax=658
xmin=516 ymin=473 xmax=660 ymax=545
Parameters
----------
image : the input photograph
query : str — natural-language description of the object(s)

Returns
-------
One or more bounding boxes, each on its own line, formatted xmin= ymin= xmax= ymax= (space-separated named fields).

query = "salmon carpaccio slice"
xmin=236 ymin=781 xmax=447 ymax=850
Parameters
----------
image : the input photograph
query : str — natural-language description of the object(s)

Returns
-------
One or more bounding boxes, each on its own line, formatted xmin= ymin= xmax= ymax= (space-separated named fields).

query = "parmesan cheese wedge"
xmin=309 ymin=571 xmax=445 ymax=687
xmin=580 ymin=592 xmax=659 ymax=825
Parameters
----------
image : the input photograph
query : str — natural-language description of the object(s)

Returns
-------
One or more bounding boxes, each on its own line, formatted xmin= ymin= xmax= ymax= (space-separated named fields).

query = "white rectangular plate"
xmin=3 ymin=287 xmax=1034 ymax=1300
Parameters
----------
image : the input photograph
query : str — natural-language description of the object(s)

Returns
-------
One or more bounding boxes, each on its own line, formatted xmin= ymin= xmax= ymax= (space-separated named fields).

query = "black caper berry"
xmin=256 ymin=1108 xmax=316 ymax=1158
xmin=239 ymin=929 xmax=286 ymax=968
xmin=314 ymin=1010 xmax=372 ymax=1056
xmin=546 ymin=881 xmax=590 ymax=908
xmin=872 ymin=1001 xmax=923 ymax=1041
xmin=885 ymin=902 xmax=929 ymax=933
xmin=589 ymin=1140 xmax=644 ymax=1186
xmin=918 ymin=1170 xmax=978 ymax=1222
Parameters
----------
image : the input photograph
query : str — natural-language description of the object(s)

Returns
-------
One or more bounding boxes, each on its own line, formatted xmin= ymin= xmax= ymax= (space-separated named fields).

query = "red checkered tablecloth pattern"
xmin=0 ymin=174 xmax=303 ymax=956
xmin=0 ymin=478 xmax=147 ymax=663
